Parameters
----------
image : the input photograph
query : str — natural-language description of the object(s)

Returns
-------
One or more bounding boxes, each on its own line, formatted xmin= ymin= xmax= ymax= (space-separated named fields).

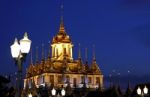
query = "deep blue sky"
xmin=1 ymin=0 xmax=150 ymax=77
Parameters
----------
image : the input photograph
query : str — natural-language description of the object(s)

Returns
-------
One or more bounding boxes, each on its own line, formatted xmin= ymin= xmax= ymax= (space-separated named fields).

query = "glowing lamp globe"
xmin=28 ymin=93 xmax=32 ymax=97
xmin=144 ymin=86 xmax=148 ymax=94
xmin=51 ymin=88 xmax=56 ymax=96
xmin=20 ymin=32 xmax=31 ymax=54
xmin=61 ymin=88 xmax=66 ymax=96
xmin=137 ymin=87 xmax=141 ymax=95
xmin=10 ymin=38 xmax=20 ymax=58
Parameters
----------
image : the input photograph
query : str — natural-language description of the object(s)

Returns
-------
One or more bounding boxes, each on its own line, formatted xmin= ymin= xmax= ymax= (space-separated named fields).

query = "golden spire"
xmin=52 ymin=1 xmax=72 ymax=44
xmin=92 ymin=44 xmax=97 ymax=65
xmin=91 ymin=45 xmax=101 ymax=74
xmin=35 ymin=46 xmax=38 ymax=63
xmin=78 ymin=43 xmax=83 ymax=72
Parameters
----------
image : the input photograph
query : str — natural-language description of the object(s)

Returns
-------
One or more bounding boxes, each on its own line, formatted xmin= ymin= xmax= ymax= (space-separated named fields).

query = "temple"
xmin=23 ymin=15 xmax=103 ymax=91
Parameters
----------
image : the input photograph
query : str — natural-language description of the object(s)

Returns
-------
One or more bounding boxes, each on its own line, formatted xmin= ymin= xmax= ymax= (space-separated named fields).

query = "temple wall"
xmin=24 ymin=73 xmax=103 ymax=89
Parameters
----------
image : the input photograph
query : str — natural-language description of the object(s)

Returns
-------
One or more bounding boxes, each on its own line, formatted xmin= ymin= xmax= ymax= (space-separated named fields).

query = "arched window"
xmin=50 ymin=75 xmax=54 ymax=84
xmin=63 ymin=48 xmax=66 ymax=55
xmin=73 ymin=78 xmax=77 ymax=88
xmin=96 ymin=77 xmax=100 ymax=84
xmin=66 ymin=75 xmax=70 ymax=83
xmin=58 ymin=75 xmax=62 ymax=83
xmin=88 ymin=77 xmax=92 ymax=83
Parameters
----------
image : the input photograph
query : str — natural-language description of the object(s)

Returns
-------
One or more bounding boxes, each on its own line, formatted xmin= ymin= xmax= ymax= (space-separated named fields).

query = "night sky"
xmin=1 ymin=0 xmax=150 ymax=80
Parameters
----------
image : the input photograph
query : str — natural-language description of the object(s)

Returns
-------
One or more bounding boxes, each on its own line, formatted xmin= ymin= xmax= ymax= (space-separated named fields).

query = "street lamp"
xmin=137 ymin=86 xmax=148 ymax=97
xmin=61 ymin=88 xmax=66 ymax=96
xmin=10 ymin=32 xmax=31 ymax=97
xmin=28 ymin=93 xmax=32 ymax=97
xmin=51 ymin=88 xmax=66 ymax=97
xmin=51 ymin=88 xmax=56 ymax=96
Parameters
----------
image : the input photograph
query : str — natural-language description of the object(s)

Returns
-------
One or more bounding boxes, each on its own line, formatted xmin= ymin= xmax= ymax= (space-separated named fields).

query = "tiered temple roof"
xmin=25 ymin=14 xmax=102 ymax=79
xmin=26 ymin=56 xmax=102 ymax=78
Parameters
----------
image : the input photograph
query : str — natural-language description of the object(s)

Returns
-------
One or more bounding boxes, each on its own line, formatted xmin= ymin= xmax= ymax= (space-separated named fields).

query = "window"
xmin=81 ymin=76 xmax=84 ymax=83
xmin=73 ymin=78 xmax=77 ymax=87
xmin=50 ymin=75 xmax=54 ymax=84
xmin=37 ymin=75 xmax=44 ymax=85
xmin=96 ymin=77 xmax=100 ymax=84
xmin=66 ymin=75 xmax=70 ymax=83
xmin=63 ymin=48 xmax=66 ymax=55
xmin=58 ymin=75 xmax=62 ymax=83
xmin=88 ymin=77 xmax=92 ymax=83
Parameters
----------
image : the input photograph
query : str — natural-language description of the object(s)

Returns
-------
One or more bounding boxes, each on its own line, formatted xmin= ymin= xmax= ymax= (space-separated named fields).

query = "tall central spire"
xmin=51 ymin=1 xmax=73 ymax=61
xmin=52 ymin=0 xmax=72 ymax=44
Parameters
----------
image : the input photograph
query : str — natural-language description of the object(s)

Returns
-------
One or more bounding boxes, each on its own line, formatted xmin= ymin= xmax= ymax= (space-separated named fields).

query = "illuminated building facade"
xmin=24 ymin=17 xmax=103 ymax=90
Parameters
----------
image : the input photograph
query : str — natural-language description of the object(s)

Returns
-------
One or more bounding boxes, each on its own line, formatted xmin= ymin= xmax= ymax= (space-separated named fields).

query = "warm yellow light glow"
xmin=52 ymin=43 xmax=73 ymax=60
xmin=10 ymin=38 xmax=20 ymax=58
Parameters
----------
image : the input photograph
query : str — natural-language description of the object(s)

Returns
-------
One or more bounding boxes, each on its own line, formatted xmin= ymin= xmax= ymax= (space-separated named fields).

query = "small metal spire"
xmin=85 ymin=48 xmax=88 ymax=62
xmin=78 ymin=43 xmax=81 ymax=59
xmin=36 ymin=46 xmax=38 ymax=63
xmin=42 ymin=44 xmax=44 ymax=59
xmin=93 ymin=44 xmax=96 ymax=60
xmin=60 ymin=0 xmax=64 ymax=22
xmin=59 ymin=0 xmax=66 ymax=34
xmin=48 ymin=44 xmax=51 ymax=58
xmin=47 ymin=41 xmax=51 ymax=59
xmin=45 ymin=49 xmax=47 ymax=60
xmin=30 ymin=48 xmax=33 ymax=65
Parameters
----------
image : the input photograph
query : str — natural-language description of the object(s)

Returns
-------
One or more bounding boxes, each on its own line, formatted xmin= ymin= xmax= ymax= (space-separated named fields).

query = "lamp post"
xmin=117 ymin=72 xmax=121 ymax=86
xmin=61 ymin=88 xmax=66 ymax=96
xmin=10 ymin=32 xmax=31 ymax=97
xmin=109 ymin=74 xmax=112 ymax=88
xmin=137 ymin=86 xmax=148 ymax=97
